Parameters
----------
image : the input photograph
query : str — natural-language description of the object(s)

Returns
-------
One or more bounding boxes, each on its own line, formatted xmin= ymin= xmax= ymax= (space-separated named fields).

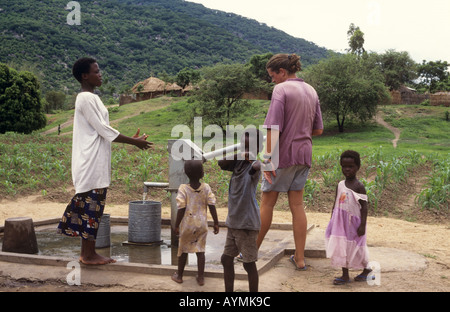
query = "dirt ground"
xmin=0 ymin=194 xmax=448 ymax=292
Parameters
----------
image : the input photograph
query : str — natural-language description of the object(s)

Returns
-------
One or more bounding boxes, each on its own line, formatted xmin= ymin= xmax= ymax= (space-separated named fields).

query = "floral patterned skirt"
xmin=57 ymin=188 xmax=107 ymax=241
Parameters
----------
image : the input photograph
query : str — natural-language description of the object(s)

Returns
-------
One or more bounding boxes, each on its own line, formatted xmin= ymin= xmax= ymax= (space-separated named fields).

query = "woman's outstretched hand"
xmin=133 ymin=128 xmax=153 ymax=150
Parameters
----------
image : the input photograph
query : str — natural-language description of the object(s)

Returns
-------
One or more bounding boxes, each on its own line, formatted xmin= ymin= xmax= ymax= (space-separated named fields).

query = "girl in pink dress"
xmin=325 ymin=150 xmax=372 ymax=285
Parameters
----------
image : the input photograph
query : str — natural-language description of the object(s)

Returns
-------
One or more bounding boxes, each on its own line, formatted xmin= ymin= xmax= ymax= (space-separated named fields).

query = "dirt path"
xmin=41 ymin=117 xmax=74 ymax=135
xmin=375 ymin=112 xmax=401 ymax=148
xmin=42 ymin=101 xmax=168 ymax=137
xmin=41 ymin=110 xmax=141 ymax=137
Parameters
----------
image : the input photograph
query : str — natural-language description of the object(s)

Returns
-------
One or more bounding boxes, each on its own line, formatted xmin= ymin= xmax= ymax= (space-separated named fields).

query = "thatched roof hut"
xmin=131 ymin=77 xmax=183 ymax=100
xmin=165 ymin=82 xmax=182 ymax=92
xmin=181 ymin=83 xmax=196 ymax=95
xmin=131 ymin=77 xmax=166 ymax=94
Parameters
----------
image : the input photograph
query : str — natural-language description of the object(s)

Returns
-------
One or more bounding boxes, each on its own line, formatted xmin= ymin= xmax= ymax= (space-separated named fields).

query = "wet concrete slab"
xmin=0 ymin=218 xmax=322 ymax=280
xmin=0 ymin=219 xmax=430 ymax=292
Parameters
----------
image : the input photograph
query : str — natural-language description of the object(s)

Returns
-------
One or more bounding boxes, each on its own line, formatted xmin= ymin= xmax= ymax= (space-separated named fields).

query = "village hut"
xmin=430 ymin=92 xmax=450 ymax=107
xmin=181 ymin=83 xmax=196 ymax=96
xmin=131 ymin=77 xmax=183 ymax=101
xmin=164 ymin=82 xmax=183 ymax=97
xmin=119 ymin=94 xmax=135 ymax=106
xmin=390 ymin=85 xmax=429 ymax=105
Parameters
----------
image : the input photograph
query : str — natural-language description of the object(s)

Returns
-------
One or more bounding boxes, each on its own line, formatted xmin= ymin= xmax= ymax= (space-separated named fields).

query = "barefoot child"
xmin=325 ymin=150 xmax=372 ymax=285
xmin=172 ymin=160 xmax=219 ymax=286
xmin=57 ymin=57 xmax=153 ymax=265
xmin=218 ymin=129 xmax=264 ymax=292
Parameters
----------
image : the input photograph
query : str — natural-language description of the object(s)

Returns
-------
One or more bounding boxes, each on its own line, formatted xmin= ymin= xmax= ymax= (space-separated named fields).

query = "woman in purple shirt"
xmin=257 ymin=54 xmax=323 ymax=270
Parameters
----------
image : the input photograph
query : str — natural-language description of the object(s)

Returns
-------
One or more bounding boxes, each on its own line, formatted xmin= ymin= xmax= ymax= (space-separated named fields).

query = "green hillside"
xmin=0 ymin=0 xmax=329 ymax=94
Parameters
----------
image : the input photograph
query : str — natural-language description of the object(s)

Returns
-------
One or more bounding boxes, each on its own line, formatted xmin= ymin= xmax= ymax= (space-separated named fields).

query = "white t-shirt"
xmin=72 ymin=92 xmax=120 ymax=194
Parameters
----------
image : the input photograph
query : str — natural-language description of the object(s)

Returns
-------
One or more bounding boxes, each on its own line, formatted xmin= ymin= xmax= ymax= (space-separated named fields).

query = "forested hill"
xmin=0 ymin=0 xmax=329 ymax=94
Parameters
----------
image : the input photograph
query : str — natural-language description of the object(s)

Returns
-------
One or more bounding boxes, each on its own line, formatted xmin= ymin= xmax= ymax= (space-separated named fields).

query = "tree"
xmin=0 ymin=63 xmax=47 ymax=134
xmin=418 ymin=60 xmax=450 ymax=93
xmin=247 ymin=52 xmax=273 ymax=83
xmin=347 ymin=23 xmax=365 ymax=56
xmin=301 ymin=54 xmax=390 ymax=132
xmin=189 ymin=63 xmax=261 ymax=132
xmin=370 ymin=50 xmax=418 ymax=91
xmin=45 ymin=90 xmax=66 ymax=113
xmin=176 ymin=67 xmax=201 ymax=89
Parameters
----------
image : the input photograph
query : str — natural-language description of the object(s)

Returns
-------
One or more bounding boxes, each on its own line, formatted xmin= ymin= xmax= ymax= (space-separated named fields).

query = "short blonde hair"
xmin=266 ymin=53 xmax=301 ymax=74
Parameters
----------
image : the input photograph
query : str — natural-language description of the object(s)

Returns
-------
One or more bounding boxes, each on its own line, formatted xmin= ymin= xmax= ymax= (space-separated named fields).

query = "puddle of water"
xmin=1 ymin=225 xmax=226 ymax=268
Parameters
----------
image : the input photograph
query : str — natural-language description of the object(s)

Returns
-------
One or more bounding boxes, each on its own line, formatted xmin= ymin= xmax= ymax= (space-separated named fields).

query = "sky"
xmin=187 ymin=0 xmax=450 ymax=64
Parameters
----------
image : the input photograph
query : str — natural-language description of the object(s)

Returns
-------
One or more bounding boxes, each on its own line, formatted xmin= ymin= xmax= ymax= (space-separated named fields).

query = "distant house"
xmin=181 ymin=83 xmax=195 ymax=96
xmin=390 ymin=85 xmax=429 ymax=105
xmin=120 ymin=78 xmax=195 ymax=105
xmin=164 ymin=82 xmax=183 ymax=97
xmin=430 ymin=92 xmax=450 ymax=107
xmin=131 ymin=77 xmax=183 ymax=101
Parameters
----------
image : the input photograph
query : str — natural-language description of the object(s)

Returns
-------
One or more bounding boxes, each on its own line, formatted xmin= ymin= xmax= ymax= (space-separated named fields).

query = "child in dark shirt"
xmin=218 ymin=129 xmax=264 ymax=292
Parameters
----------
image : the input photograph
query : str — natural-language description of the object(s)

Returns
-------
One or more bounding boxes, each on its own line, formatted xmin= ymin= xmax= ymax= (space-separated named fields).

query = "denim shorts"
xmin=261 ymin=164 xmax=310 ymax=192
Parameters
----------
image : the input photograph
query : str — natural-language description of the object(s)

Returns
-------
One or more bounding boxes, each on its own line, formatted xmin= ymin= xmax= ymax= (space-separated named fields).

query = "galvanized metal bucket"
xmin=95 ymin=214 xmax=111 ymax=248
xmin=128 ymin=201 xmax=161 ymax=243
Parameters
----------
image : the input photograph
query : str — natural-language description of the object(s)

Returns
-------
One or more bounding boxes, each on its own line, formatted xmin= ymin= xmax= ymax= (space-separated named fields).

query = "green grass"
xmin=0 ymin=132 xmax=72 ymax=196
xmin=43 ymin=96 xmax=175 ymax=137
xmin=312 ymin=120 xmax=396 ymax=155
xmin=379 ymin=105 xmax=450 ymax=153
xmin=113 ymin=98 xmax=271 ymax=144
xmin=115 ymin=98 xmax=192 ymax=143
xmin=41 ymin=109 xmax=75 ymax=133
xmin=42 ymin=98 xmax=449 ymax=154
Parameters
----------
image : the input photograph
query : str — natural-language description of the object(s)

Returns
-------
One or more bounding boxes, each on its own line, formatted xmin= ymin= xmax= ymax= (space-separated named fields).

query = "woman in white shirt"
xmin=57 ymin=58 xmax=152 ymax=265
